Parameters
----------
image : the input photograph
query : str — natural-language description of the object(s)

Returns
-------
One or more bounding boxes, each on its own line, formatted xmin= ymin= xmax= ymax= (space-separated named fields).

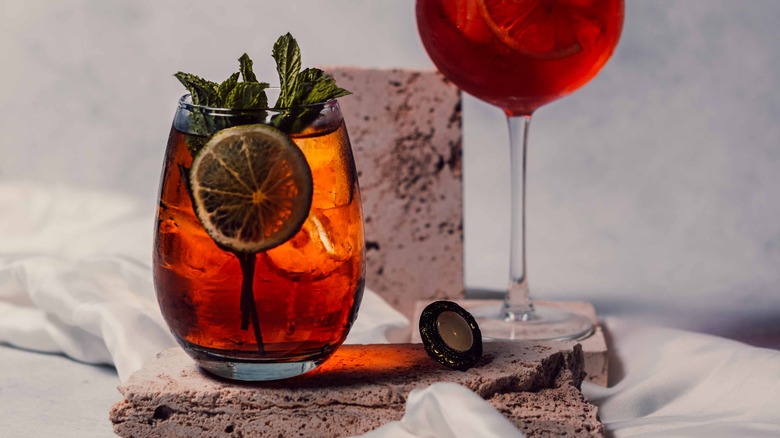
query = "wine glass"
xmin=416 ymin=0 xmax=624 ymax=340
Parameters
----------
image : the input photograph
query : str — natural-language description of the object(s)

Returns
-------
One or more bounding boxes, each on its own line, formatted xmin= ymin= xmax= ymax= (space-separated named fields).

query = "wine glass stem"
xmin=503 ymin=115 xmax=535 ymax=322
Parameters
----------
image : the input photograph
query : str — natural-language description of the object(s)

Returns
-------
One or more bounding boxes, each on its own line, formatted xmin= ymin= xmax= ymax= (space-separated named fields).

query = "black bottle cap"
xmin=419 ymin=300 xmax=483 ymax=371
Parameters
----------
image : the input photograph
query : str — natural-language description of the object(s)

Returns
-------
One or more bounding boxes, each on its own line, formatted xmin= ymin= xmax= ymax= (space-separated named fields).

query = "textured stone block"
xmin=110 ymin=342 xmax=602 ymax=437
xmin=411 ymin=300 xmax=609 ymax=386
xmin=538 ymin=301 xmax=608 ymax=387
xmin=326 ymin=68 xmax=465 ymax=318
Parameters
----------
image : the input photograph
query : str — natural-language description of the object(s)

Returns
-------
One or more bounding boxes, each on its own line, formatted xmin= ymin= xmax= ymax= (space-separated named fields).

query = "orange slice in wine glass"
xmin=477 ymin=0 xmax=599 ymax=59
xmin=441 ymin=0 xmax=492 ymax=42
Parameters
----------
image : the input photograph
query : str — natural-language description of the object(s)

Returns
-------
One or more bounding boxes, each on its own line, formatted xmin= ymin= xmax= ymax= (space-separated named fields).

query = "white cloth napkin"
xmin=583 ymin=317 xmax=780 ymax=437
xmin=0 ymin=254 xmax=175 ymax=380
xmin=358 ymin=382 xmax=523 ymax=438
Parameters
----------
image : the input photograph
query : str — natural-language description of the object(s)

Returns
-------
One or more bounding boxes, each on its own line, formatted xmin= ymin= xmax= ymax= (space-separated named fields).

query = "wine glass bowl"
xmin=417 ymin=0 xmax=624 ymax=116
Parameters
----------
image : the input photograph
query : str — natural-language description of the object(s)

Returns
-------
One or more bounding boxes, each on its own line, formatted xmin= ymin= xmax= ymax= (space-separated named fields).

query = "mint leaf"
xmin=174 ymin=72 xmax=220 ymax=107
xmin=227 ymin=82 xmax=270 ymax=109
xmin=296 ymin=68 xmax=352 ymax=105
xmin=238 ymin=53 xmax=258 ymax=83
xmin=272 ymin=33 xmax=302 ymax=108
xmin=267 ymin=34 xmax=352 ymax=132
xmin=217 ymin=72 xmax=240 ymax=102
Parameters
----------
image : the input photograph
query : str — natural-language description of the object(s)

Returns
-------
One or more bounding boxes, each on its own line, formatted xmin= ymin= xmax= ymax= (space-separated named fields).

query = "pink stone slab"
xmin=110 ymin=342 xmax=603 ymax=437
xmin=325 ymin=68 xmax=465 ymax=318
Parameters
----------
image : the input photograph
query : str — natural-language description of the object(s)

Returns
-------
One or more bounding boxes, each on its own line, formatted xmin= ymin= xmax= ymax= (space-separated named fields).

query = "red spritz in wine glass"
xmin=417 ymin=0 xmax=624 ymax=340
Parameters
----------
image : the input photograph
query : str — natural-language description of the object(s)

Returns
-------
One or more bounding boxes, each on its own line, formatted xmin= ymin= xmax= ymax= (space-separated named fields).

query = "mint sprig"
xmin=174 ymin=33 xmax=351 ymax=154
xmin=269 ymin=34 xmax=351 ymax=132
xmin=175 ymin=57 xmax=270 ymax=110
xmin=272 ymin=43 xmax=351 ymax=107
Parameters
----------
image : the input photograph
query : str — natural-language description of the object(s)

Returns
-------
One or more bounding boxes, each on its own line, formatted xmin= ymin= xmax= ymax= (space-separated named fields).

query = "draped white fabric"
xmin=0 ymin=254 xmax=174 ymax=380
xmin=1 ymin=183 xmax=779 ymax=437
xmin=0 ymin=183 xmax=163 ymax=380
xmin=583 ymin=318 xmax=780 ymax=437
xmin=359 ymin=382 xmax=524 ymax=438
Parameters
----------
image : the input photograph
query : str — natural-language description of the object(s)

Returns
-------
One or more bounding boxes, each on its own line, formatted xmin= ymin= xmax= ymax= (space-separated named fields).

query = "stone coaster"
xmin=326 ymin=67 xmax=465 ymax=318
xmin=111 ymin=342 xmax=603 ymax=438
xmin=411 ymin=300 xmax=609 ymax=386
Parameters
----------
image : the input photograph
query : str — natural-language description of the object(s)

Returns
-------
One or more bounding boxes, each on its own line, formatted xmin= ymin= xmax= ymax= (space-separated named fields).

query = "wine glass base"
xmin=470 ymin=303 xmax=594 ymax=342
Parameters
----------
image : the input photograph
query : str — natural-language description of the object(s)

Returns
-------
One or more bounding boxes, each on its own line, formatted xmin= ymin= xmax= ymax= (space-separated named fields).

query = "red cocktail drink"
xmin=417 ymin=0 xmax=624 ymax=115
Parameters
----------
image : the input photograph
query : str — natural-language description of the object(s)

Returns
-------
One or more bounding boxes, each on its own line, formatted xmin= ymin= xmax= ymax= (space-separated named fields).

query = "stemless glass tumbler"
xmin=153 ymin=91 xmax=365 ymax=381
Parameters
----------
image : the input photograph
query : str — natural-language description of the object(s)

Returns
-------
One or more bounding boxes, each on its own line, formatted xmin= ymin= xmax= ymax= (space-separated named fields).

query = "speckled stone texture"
xmin=325 ymin=68 xmax=464 ymax=318
xmin=110 ymin=342 xmax=602 ymax=438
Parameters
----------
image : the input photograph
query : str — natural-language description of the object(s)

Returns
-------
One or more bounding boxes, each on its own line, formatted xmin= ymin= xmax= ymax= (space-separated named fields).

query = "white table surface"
xmin=0 ymin=344 xmax=119 ymax=437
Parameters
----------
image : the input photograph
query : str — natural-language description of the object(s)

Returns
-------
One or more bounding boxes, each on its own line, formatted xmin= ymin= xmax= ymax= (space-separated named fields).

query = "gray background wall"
xmin=1 ymin=1 xmax=778 ymax=344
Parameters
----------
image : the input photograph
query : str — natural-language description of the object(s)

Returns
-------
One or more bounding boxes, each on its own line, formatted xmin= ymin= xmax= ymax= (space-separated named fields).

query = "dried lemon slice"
xmin=190 ymin=124 xmax=313 ymax=253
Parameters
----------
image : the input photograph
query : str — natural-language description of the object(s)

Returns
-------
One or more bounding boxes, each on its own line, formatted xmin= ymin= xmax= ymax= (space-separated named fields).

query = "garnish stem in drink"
xmin=238 ymin=252 xmax=265 ymax=353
